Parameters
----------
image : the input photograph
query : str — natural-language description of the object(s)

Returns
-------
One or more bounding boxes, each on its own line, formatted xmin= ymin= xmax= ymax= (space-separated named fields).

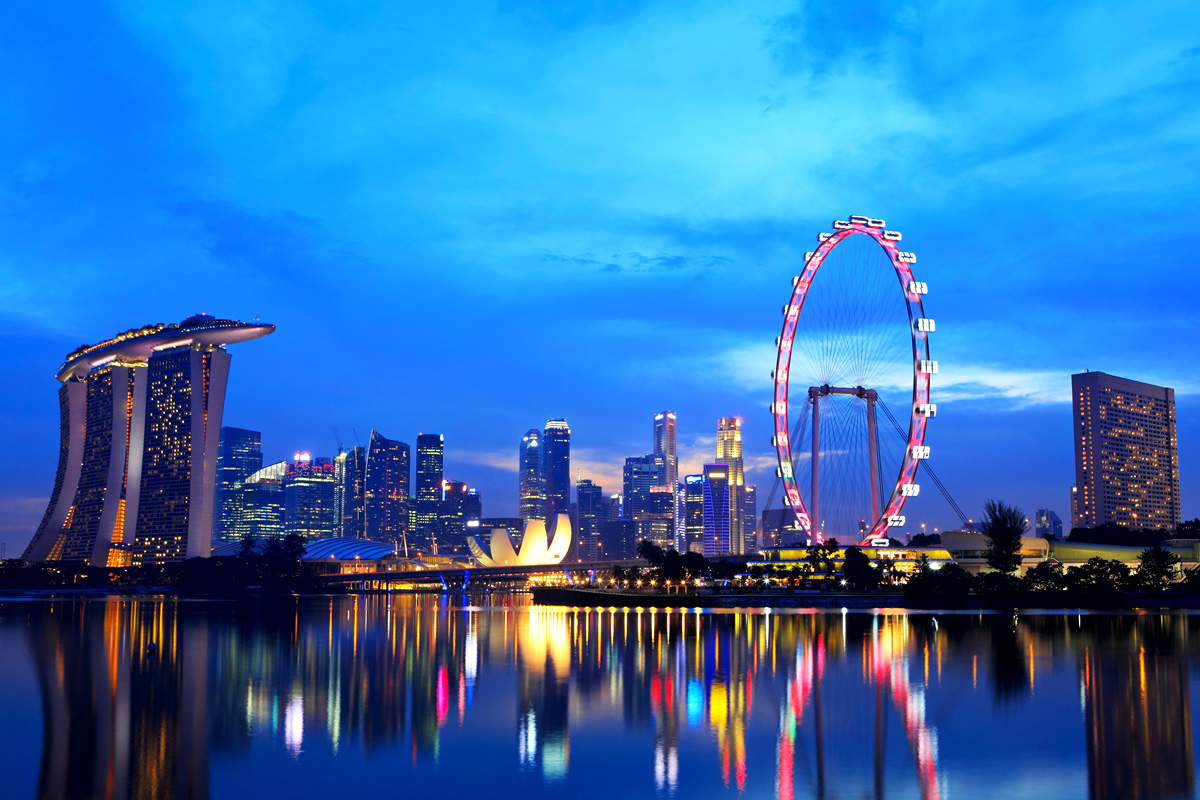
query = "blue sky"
xmin=2 ymin=0 xmax=1199 ymax=551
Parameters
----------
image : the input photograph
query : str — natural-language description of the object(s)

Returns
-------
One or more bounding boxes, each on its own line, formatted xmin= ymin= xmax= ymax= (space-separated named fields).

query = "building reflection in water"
xmin=1082 ymin=615 xmax=1194 ymax=800
xmin=28 ymin=599 xmax=209 ymax=800
xmin=17 ymin=597 xmax=1200 ymax=800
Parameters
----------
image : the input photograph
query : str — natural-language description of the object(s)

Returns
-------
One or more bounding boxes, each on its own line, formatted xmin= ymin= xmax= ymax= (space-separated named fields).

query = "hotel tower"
xmin=23 ymin=314 xmax=274 ymax=566
xmin=1072 ymin=371 xmax=1180 ymax=530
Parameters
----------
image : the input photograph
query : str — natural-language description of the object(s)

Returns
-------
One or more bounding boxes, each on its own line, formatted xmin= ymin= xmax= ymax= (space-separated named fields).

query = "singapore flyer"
xmin=772 ymin=216 xmax=936 ymax=545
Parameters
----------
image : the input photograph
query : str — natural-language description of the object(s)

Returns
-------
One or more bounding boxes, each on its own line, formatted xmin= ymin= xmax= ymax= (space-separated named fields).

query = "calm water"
xmin=0 ymin=596 xmax=1197 ymax=800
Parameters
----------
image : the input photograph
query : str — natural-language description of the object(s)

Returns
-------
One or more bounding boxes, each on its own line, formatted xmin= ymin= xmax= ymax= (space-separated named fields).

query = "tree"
xmin=804 ymin=539 xmax=841 ymax=587
xmin=981 ymin=499 xmax=1025 ymax=574
xmin=1137 ymin=545 xmax=1182 ymax=591
xmin=842 ymin=546 xmax=880 ymax=590
xmin=636 ymin=539 xmax=666 ymax=568
xmin=679 ymin=551 xmax=709 ymax=578
xmin=1021 ymin=560 xmax=1065 ymax=592
xmin=1065 ymin=558 xmax=1131 ymax=592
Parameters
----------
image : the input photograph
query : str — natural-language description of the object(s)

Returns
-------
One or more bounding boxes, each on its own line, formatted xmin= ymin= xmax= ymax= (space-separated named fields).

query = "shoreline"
xmin=530 ymin=585 xmax=1200 ymax=610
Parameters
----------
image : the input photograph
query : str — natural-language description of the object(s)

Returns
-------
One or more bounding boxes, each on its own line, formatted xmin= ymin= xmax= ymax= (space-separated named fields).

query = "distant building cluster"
xmin=29 ymin=319 xmax=1186 ymax=569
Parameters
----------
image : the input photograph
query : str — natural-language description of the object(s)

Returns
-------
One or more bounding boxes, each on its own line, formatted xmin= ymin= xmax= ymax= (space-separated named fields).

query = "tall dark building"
xmin=213 ymin=427 xmax=262 ymax=545
xmin=233 ymin=461 xmax=286 ymax=540
xmin=543 ymin=419 xmax=571 ymax=519
xmin=683 ymin=474 xmax=704 ymax=553
xmin=365 ymin=430 xmax=410 ymax=549
xmin=23 ymin=315 xmax=274 ymax=567
xmin=519 ymin=429 xmax=546 ymax=523
xmin=284 ymin=453 xmax=336 ymax=538
xmin=438 ymin=480 xmax=475 ymax=554
xmin=703 ymin=464 xmax=732 ymax=556
xmin=1072 ymin=371 xmax=1180 ymax=530
xmin=337 ymin=446 xmax=366 ymax=539
xmin=1034 ymin=508 xmax=1062 ymax=539
xmin=576 ymin=479 xmax=603 ymax=560
xmin=414 ymin=434 xmax=444 ymax=550
xmin=742 ymin=484 xmax=758 ymax=553
xmin=623 ymin=454 xmax=671 ymax=547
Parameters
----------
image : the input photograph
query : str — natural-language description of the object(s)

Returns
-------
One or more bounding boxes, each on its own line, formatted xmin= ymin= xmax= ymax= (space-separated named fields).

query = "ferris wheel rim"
xmin=772 ymin=217 xmax=934 ymax=545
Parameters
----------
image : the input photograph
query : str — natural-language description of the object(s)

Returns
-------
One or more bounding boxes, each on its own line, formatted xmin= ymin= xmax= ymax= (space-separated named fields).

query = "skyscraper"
xmin=623 ymin=455 xmax=672 ymax=548
xmin=414 ymin=433 xmax=444 ymax=550
xmin=338 ymin=446 xmax=366 ymax=539
xmin=213 ymin=427 xmax=262 ymax=545
xmin=1033 ymin=508 xmax=1062 ymax=539
xmin=233 ymin=461 xmax=286 ymax=540
xmin=365 ymin=430 xmax=410 ymax=548
xmin=653 ymin=411 xmax=679 ymax=544
xmin=653 ymin=411 xmax=678 ymax=489
xmin=543 ymin=418 xmax=571 ymax=522
xmin=284 ymin=453 xmax=337 ymax=538
xmin=683 ymin=475 xmax=704 ymax=553
xmin=23 ymin=315 xmax=274 ymax=567
xmin=576 ymin=478 xmax=603 ymax=561
xmin=1072 ymin=372 xmax=1181 ymax=530
xmin=742 ymin=484 xmax=758 ymax=553
xmin=714 ymin=417 xmax=745 ymax=555
xmin=519 ymin=429 xmax=547 ymax=523
xmin=438 ymin=480 xmax=473 ymax=554
xmin=702 ymin=464 xmax=732 ymax=556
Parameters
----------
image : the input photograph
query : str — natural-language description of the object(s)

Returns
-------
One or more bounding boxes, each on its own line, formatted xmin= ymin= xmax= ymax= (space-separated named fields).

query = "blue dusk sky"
xmin=1 ymin=0 xmax=1198 ymax=551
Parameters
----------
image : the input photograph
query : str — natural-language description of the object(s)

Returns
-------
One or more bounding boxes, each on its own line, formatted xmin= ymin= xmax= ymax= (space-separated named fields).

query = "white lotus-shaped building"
xmin=469 ymin=514 xmax=572 ymax=567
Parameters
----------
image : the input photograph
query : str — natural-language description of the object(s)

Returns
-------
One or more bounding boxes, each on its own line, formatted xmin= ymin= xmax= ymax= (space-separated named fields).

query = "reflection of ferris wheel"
xmin=772 ymin=216 xmax=936 ymax=545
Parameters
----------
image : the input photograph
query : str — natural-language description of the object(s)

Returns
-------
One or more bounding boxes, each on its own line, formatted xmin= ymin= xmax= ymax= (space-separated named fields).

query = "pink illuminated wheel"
xmin=771 ymin=216 xmax=935 ymax=544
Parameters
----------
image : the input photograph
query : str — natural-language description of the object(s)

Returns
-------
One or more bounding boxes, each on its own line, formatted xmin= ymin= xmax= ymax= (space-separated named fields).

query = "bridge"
xmin=319 ymin=558 xmax=649 ymax=592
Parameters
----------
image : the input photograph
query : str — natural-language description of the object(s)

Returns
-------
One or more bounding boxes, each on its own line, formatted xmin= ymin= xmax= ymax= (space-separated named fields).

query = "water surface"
xmin=0 ymin=596 xmax=1196 ymax=800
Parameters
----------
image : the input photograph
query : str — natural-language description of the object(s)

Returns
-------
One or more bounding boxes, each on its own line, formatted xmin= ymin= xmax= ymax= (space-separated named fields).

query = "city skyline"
xmin=2 ymin=2 xmax=1199 ymax=553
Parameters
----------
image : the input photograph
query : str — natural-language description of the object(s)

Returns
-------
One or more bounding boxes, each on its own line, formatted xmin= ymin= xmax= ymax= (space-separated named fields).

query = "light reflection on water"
xmin=0 ymin=596 xmax=1197 ymax=800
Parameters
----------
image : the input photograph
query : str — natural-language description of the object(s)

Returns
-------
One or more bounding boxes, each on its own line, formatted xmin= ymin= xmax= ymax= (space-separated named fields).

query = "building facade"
xmin=23 ymin=315 xmax=274 ymax=566
xmin=576 ymin=478 xmax=604 ymax=561
xmin=683 ymin=474 xmax=704 ymax=553
xmin=519 ymin=429 xmax=547 ymax=523
xmin=543 ymin=418 xmax=571 ymax=526
xmin=653 ymin=411 xmax=679 ymax=545
xmin=714 ymin=417 xmax=745 ymax=555
xmin=702 ymin=464 xmax=732 ymax=556
xmin=365 ymin=430 xmax=410 ymax=548
xmin=213 ymin=427 xmax=262 ymax=545
xmin=1034 ymin=508 xmax=1063 ymax=539
xmin=337 ymin=446 xmax=366 ymax=539
xmin=1072 ymin=372 xmax=1181 ymax=530
xmin=284 ymin=453 xmax=336 ymax=538
xmin=413 ymin=433 xmax=444 ymax=551
xmin=233 ymin=461 xmax=287 ymax=540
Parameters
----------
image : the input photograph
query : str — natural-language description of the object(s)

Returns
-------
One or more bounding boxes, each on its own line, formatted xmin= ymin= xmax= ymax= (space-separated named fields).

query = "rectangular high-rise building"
xmin=337 ymin=446 xmax=366 ymax=538
xmin=702 ymin=464 xmax=732 ymax=556
xmin=233 ymin=461 xmax=286 ymax=540
xmin=714 ymin=418 xmax=744 ymax=555
xmin=519 ymin=429 xmax=547 ymax=523
xmin=365 ymin=430 xmax=410 ymax=547
xmin=543 ymin=419 xmax=571 ymax=525
xmin=284 ymin=453 xmax=337 ymax=538
xmin=576 ymin=478 xmax=603 ymax=561
xmin=1072 ymin=372 xmax=1180 ymax=530
xmin=1034 ymin=508 xmax=1062 ymax=539
xmin=414 ymin=433 xmax=444 ymax=550
xmin=742 ymin=484 xmax=758 ymax=553
xmin=683 ymin=474 xmax=704 ymax=553
xmin=214 ymin=427 xmax=262 ymax=545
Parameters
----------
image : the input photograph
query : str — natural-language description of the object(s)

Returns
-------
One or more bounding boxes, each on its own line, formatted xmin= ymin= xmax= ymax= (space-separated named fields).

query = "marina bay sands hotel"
xmin=23 ymin=314 xmax=274 ymax=567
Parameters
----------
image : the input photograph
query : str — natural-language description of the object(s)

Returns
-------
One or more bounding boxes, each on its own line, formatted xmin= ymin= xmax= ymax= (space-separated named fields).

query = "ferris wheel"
xmin=772 ymin=216 xmax=935 ymax=545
